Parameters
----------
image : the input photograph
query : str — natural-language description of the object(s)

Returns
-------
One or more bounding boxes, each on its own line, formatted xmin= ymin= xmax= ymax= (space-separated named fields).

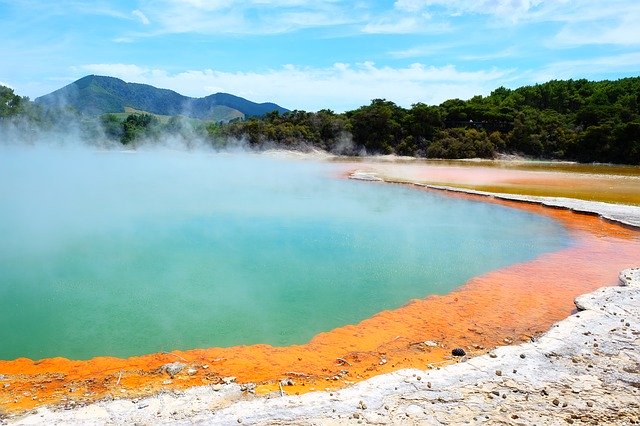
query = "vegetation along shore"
xmin=2 ymin=76 xmax=639 ymax=165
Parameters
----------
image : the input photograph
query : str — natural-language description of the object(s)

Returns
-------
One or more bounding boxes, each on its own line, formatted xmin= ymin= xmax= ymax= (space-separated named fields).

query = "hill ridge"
xmin=35 ymin=75 xmax=289 ymax=121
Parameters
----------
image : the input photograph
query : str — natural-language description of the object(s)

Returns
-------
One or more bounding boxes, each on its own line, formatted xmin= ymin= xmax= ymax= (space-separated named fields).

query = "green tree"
xmin=121 ymin=113 xmax=159 ymax=145
xmin=0 ymin=86 xmax=23 ymax=117
xmin=348 ymin=99 xmax=406 ymax=154
xmin=100 ymin=114 xmax=123 ymax=140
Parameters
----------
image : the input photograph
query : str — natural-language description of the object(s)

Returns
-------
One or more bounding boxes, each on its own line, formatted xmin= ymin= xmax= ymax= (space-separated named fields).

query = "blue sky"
xmin=1 ymin=0 xmax=639 ymax=111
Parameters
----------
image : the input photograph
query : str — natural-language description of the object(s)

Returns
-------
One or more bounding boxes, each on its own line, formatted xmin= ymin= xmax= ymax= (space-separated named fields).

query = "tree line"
xmin=216 ymin=77 xmax=640 ymax=164
xmin=2 ymin=77 xmax=639 ymax=164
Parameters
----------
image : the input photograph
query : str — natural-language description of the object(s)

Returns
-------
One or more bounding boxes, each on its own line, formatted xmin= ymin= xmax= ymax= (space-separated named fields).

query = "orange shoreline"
xmin=1 ymin=180 xmax=640 ymax=416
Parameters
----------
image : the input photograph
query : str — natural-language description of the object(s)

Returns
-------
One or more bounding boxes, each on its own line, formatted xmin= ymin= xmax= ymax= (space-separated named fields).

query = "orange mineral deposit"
xmin=1 ymin=178 xmax=639 ymax=416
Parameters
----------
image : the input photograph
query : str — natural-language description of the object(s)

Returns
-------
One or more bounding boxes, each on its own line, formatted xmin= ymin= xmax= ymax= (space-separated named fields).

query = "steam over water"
xmin=0 ymin=147 xmax=571 ymax=360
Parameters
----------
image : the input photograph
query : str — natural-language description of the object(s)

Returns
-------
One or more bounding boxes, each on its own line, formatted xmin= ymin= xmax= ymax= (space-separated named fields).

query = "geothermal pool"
xmin=0 ymin=148 xmax=571 ymax=360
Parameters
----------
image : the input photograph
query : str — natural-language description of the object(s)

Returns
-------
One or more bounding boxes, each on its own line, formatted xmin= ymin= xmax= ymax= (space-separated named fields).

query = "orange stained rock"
xmin=1 ymin=185 xmax=639 ymax=416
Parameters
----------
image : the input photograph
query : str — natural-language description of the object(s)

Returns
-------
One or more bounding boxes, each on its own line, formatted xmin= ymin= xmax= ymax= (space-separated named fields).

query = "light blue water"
xmin=0 ymin=148 xmax=571 ymax=360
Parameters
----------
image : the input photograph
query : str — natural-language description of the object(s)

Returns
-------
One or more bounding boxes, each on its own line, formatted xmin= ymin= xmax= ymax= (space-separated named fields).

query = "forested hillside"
xmin=2 ymin=77 xmax=639 ymax=164
xmin=34 ymin=75 xmax=289 ymax=120
xmin=221 ymin=77 xmax=640 ymax=164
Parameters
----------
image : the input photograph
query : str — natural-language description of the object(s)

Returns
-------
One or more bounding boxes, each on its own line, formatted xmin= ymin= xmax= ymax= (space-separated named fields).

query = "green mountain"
xmin=34 ymin=75 xmax=289 ymax=121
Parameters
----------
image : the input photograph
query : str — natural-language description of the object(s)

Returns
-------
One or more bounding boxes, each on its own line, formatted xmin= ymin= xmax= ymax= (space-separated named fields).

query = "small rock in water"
xmin=161 ymin=362 xmax=185 ymax=378
xmin=424 ymin=340 xmax=439 ymax=347
xmin=187 ymin=368 xmax=197 ymax=376
xmin=452 ymin=348 xmax=466 ymax=357
xmin=222 ymin=376 xmax=237 ymax=384
xmin=349 ymin=171 xmax=382 ymax=182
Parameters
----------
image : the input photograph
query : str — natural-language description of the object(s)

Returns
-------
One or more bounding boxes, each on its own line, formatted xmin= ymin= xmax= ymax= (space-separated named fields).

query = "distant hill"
xmin=35 ymin=75 xmax=289 ymax=121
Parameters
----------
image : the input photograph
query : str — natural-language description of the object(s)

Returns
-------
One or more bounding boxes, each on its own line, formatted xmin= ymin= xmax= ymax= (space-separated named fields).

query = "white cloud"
xmin=388 ymin=41 xmax=461 ymax=59
xmin=552 ymin=10 xmax=640 ymax=46
xmin=459 ymin=47 xmax=519 ymax=61
xmin=170 ymin=0 xmax=227 ymax=11
xmin=532 ymin=52 xmax=640 ymax=82
xmin=78 ymin=64 xmax=151 ymax=80
xmin=113 ymin=36 xmax=135 ymax=43
xmin=394 ymin=0 xmax=429 ymax=13
xmin=77 ymin=62 xmax=515 ymax=111
xmin=400 ymin=0 xmax=543 ymax=22
xmin=391 ymin=0 xmax=638 ymax=34
xmin=527 ymin=1 xmax=635 ymax=25
xmin=132 ymin=10 xmax=150 ymax=25
xmin=386 ymin=1 xmax=640 ymax=46
xmin=362 ymin=16 xmax=449 ymax=34
xmin=133 ymin=0 xmax=356 ymax=35
xmin=21 ymin=2 xmax=134 ymax=21
xmin=363 ymin=17 xmax=421 ymax=34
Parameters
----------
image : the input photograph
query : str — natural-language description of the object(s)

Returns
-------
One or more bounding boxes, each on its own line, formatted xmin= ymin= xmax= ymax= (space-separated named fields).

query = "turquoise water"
xmin=0 ymin=148 xmax=571 ymax=360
